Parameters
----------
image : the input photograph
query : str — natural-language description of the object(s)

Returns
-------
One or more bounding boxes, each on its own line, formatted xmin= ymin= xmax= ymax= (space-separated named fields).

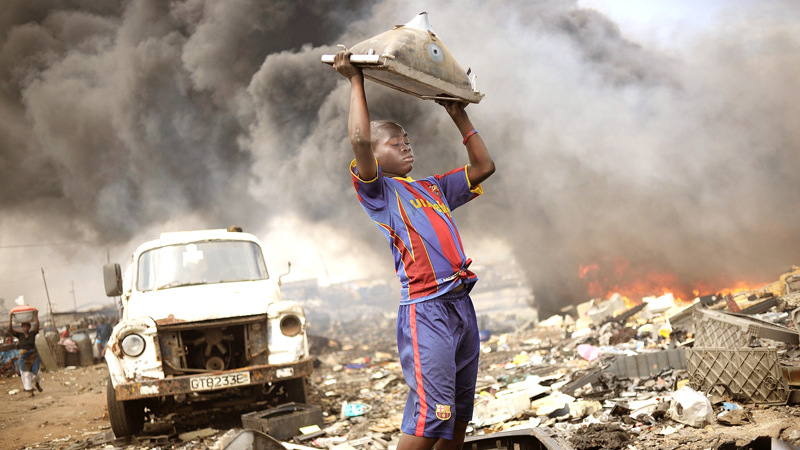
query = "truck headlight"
xmin=279 ymin=315 xmax=302 ymax=337
xmin=121 ymin=334 xmax=146 ymax=356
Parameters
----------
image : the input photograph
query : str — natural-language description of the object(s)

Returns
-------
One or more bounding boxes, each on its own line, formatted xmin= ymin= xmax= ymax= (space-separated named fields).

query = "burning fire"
xmin=578 ymin=258 xmax=769 ymax=305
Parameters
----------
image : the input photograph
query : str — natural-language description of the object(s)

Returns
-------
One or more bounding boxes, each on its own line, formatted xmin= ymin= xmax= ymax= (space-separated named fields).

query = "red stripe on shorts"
xmin=410 ymin=304 xmax=427 ymax=435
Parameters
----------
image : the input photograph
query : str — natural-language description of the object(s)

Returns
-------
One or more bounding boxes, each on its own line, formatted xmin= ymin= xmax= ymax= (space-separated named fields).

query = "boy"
xmin=333 ymin=51 xmax=495 ymax=450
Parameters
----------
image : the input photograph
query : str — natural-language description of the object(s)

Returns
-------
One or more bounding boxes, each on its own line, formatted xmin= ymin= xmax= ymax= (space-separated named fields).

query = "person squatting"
xmin=332 ymin=51 xmax=495 ymax=450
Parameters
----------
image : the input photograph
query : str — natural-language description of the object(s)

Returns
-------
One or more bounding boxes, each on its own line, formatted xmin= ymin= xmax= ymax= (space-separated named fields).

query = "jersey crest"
xmin=435 ymin=404 xmax=452 ymax=420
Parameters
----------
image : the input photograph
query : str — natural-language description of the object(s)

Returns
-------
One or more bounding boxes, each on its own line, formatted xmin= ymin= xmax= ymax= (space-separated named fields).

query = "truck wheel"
xmin=280 ymin=377 xmax=309 ymax=404
xmin=107 ymin=376 xmax=145 ymax=437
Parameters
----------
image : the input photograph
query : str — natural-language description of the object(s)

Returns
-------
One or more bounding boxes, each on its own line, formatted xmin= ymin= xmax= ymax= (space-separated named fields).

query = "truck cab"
xmin=103 ymin=229 xmax=312 ymax=437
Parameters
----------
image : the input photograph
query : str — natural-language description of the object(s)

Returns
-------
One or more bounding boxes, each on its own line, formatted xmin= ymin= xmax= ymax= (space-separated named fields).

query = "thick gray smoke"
xmin=2 ymin=0 xmax=800 ymax=316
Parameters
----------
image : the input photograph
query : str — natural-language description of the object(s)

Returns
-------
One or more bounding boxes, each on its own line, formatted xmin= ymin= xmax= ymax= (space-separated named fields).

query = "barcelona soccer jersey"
xmin=350 ymin=160 xmax=483 ymax=304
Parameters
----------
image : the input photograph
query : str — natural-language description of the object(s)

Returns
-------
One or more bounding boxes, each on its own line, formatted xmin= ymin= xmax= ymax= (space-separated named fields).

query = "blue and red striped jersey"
xmin=350 ymin=160 xmax=483 ymax=305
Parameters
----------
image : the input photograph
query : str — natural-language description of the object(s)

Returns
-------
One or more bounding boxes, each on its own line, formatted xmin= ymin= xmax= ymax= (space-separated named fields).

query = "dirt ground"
xmin=0 ymin=365 xmax=109 ymax=450
xmin=1 ymin=362 xmax=799 ymax=450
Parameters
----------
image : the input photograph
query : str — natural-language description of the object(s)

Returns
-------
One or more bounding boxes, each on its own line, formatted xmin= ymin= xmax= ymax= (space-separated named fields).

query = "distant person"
xmin=6 ymin=311 xmax=43 ymax=396
xmin=96 ymin=317 xmax=112 ymax=356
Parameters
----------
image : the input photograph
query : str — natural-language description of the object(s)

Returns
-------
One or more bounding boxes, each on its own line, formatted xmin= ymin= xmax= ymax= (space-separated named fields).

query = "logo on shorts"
xmin=435 ymin=404 xmax=451 ymax=421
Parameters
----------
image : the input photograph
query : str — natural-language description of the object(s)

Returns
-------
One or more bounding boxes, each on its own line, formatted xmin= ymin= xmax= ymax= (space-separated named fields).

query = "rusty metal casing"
xmin=322 ymin=12 xmax=483 ymax=103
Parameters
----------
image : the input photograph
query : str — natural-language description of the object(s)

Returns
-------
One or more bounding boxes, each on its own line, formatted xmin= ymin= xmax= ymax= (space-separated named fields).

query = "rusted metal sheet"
xmin=155 ymin=314 xmax=187 ymax=326
xmin=114 ymin=356 xmax=314 ymax=401
xmin=322 ymin=13 xmax=483 ymax=103
xmin=247 ymin=321 xmax=270 ymax=366
xmin=156 ymin=314 xmax=268 ymax=331
xmin=158 ymin=331 xmax=183 ymax=374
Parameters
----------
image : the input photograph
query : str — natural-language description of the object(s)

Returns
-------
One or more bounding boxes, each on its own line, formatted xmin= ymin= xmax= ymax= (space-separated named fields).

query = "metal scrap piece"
xmin=322 ymin=13 xmax=483 ymax=103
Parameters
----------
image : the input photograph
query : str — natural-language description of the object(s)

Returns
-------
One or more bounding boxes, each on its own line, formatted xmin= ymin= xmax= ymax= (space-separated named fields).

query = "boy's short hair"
xmin=370 ymin=120 xmax=403 ymax=146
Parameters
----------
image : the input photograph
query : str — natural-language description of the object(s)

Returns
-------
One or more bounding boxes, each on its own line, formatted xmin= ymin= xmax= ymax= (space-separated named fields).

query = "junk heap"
xmin=20 ymin=269 xmax=800 ymax=450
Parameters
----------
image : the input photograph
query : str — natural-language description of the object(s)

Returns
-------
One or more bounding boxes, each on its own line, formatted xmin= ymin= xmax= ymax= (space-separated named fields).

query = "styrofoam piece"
xmin=639 ymin=293 xmax=676 ymax=319
xmin=538 ymin=315 xmax=564 ymax=328
xmin=669 ymin=386 xmax=714 ymax=427
xmin=607 ymin=348 xmax=686 ymax=379
xmin=686 ymin=347 xmax=790 ymax=405
xmin=587 ymin=294 xmax=627 ymax=324
xmin=472 ymin=383 xmax=550 ymax=425
xmin=322 ymin=13 xmax=483 ymax=103
xmin=472 ymin=391 xmax=532 ymax=426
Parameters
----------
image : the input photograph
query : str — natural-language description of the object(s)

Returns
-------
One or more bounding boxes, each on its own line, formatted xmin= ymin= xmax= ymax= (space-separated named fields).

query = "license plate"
xmin=276 ymin=367 xmax=294 ymax=378
xmin=190 ymin=372 xmax=251 ymax=391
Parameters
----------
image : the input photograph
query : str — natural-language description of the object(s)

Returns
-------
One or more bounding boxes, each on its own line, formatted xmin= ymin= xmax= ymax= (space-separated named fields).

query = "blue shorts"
xmin=397 ymin=288 xmax=480 ymax=439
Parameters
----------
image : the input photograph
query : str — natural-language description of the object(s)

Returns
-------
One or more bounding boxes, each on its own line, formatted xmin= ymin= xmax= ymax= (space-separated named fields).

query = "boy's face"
xmin=373 ymin=124 xmax=413 ymax=177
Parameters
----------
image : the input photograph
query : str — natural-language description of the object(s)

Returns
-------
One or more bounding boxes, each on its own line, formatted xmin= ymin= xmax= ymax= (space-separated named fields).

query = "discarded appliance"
xmin=322 ymin=12 xmax=483 ymax=103
xmin=693 ymin=309 xmax=800 ymax=348
xmin=686 ymin=347 xmax=791 ymax=405
xmin=241 ymin=403 xmax=323 ymax=441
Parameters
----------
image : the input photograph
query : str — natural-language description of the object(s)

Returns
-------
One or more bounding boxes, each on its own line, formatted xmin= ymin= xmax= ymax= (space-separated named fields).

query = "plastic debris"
xmin=669 ymin=386 xmax=714 ymax=428
xmin=577 ymin=344 xmax=601 ymax=361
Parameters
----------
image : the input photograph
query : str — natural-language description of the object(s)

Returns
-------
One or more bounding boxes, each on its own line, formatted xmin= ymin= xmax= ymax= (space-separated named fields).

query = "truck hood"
xmin=124 ymin=280 xmax=282 ymax=323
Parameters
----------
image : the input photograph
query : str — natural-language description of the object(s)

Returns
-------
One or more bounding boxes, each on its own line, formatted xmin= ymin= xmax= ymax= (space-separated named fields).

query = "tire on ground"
xmin=106 ymin=376 xmax=145 ymax=437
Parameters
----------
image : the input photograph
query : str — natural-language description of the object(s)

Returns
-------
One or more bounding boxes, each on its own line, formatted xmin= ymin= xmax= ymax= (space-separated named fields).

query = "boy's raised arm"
xmin=334 ymin=51 xmax=377 ymax=181
xmin=438 ymin=101 xmax=495 ymax=186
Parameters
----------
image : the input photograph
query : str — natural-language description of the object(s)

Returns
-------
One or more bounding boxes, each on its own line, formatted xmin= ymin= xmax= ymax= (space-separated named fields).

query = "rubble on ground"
xmin=15 ymin=273 xmax=800 ymax=450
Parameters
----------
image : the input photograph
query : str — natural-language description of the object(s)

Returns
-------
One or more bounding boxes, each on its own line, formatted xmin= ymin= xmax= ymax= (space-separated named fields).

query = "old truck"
xmin=102 ymin=229 xmax=312 ymax=437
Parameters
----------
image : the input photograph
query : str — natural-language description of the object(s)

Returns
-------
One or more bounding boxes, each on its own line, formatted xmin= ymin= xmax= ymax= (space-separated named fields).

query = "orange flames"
xmin=578 ymin=258 xmax=769 ymax=305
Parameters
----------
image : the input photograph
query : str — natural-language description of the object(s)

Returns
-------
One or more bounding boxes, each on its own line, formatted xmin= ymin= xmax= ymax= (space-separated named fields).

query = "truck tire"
xmin=107 ymin=376 xmax=145 ymax=437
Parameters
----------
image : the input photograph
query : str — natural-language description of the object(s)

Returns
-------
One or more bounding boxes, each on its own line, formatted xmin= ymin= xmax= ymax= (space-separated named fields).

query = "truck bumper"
xmin=114 ymin=356 xmax=314 ymax=401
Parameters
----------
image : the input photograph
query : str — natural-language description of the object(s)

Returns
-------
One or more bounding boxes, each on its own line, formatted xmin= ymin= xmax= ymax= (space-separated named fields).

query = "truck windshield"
xmin=136 ymin=241 xmax=268 ymax=291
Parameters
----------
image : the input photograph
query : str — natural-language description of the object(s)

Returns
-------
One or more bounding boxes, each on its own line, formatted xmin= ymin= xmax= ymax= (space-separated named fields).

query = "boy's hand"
xmin=436 ymin=98 xmax=468 ymax=121
xmin=334 ymin=51 xmax=363 ymax=81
